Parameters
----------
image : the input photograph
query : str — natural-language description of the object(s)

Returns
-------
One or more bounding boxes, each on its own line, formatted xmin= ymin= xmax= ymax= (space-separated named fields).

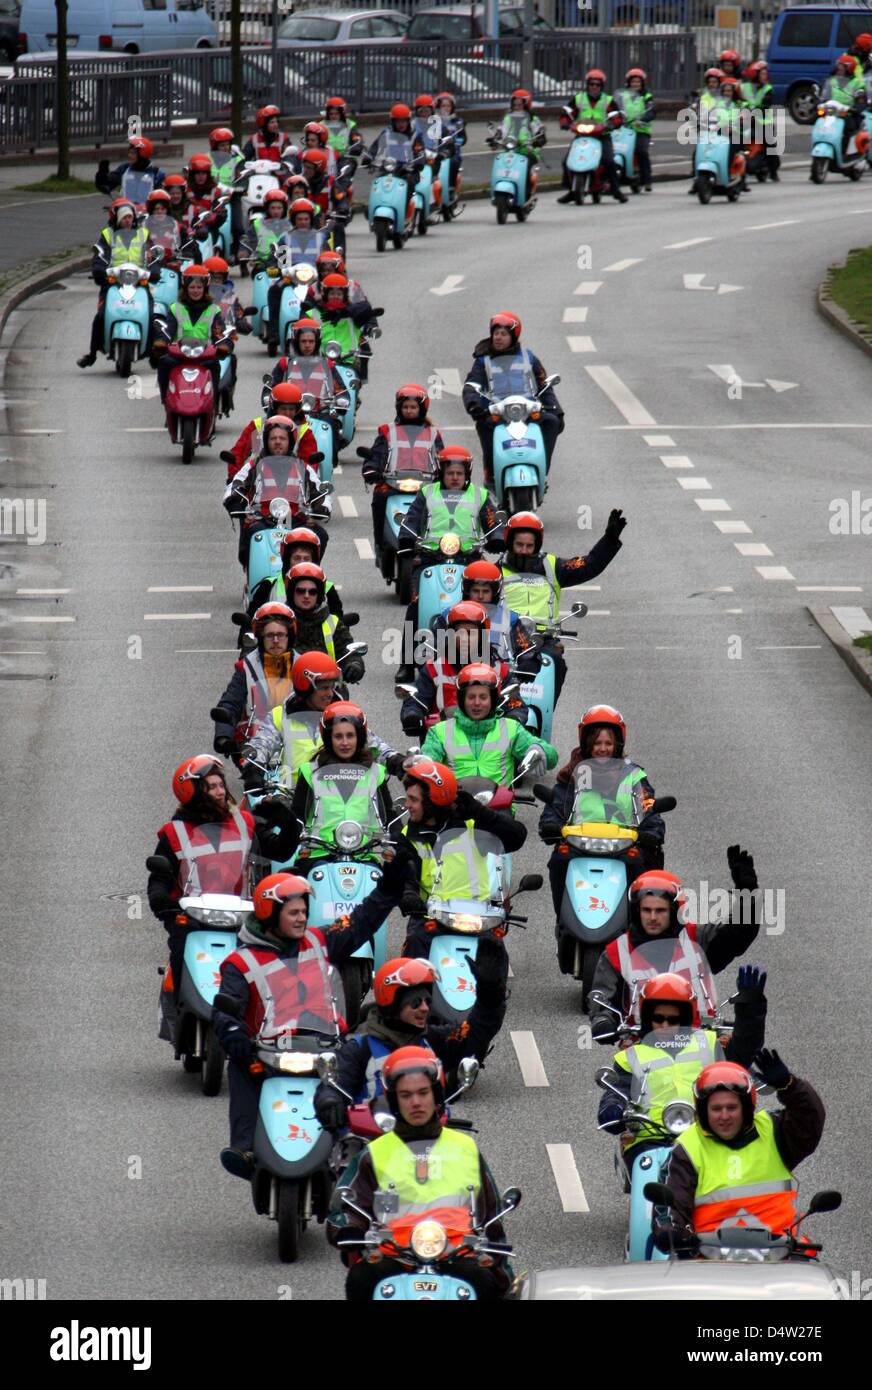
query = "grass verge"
xmin=853 ymin=634 xmax=872 ymax=654
xmin=828 ymin=246 xmax=872 ymax=335
xmin=10 ymin=176 xmax=96 ymax=195
xmin=0 ymin=244 xmax=91 ymax=300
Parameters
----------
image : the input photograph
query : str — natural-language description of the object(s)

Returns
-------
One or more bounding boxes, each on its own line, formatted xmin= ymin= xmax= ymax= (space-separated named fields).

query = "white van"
xmin=19 ymin=0 xmax=217 ymax=54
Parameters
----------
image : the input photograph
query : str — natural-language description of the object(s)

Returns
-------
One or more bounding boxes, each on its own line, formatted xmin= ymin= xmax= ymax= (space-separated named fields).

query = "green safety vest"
xmin=327 ymin=121 xmax=358 ymax=153
xmin=402 ymin=819 xmax=497 ymax=901
xmin=211 ymin=151 xmax=243 ymax=187
xmin=614 ymin=1029 xmax=720 ymax=1143
xmin=272 ymin=706 xmax=323 ymax=790
xmin=101 ymin=225 xmax=150 ymax=268
xmin=370 ymin=1127 xmax=481 ymax=1218
xmin=500 ymin=553 xmax=560 ymax=625
xmin=426 ymin=716 xmax=515 ymax=785
xmin=253 ymin=216 xmax=289 ymax=262
xmin=422 ymin=482 xmax=487 ymax=545
xmin=828 ymin=76 xmax=864 ymax=106
xmin=299 ymin=759 xmax=385 ymax=851
xmin=713 ymin=99 xmax=743 ymax=140
xmin=617 ymin=88 xmax=652 ymax=134
xmin=677 ymin=1111 xmax=798 ymax=1235
xmin=500 ymin=112 xmax=536 ymax=149
xmin=311 ymin=310 xmax=359 ymax=361
xmin=575 ymin=91 xmax=612 ymax=122
xmin=572 ymin=763 xmax=646 ymax=826
xmin=699 ymin=89 xmax=720 ymax=113
xmin=169 ymin=301 xmax=220 ymax=343
xmin=741 ymin=82 xmax=773 ymax=128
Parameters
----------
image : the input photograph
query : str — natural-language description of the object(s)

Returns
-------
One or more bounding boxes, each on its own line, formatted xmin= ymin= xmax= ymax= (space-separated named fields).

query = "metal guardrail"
xmin=0 ymin=66 xmax=173 ymax=154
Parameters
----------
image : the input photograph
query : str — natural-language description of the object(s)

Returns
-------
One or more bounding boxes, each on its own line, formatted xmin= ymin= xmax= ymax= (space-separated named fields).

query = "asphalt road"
xmin=1 ymin=161 xmax=871 ymax=1301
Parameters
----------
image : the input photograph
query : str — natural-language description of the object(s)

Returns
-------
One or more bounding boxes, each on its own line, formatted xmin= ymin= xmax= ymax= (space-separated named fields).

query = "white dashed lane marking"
xmin=602 ymin=258 xmax=643 ymax=272
xmin=573 ymin=281 xmax=603 ymax=295
xmin=147 ymin=586 xmax=213 ymax=593
xmin=567 ymin=336 xmax=595 ymax=353
xmin=144 ymin=612 xmax=211 ymax=621
xmin=714 ymin=520 xmax=752 ymax=534
xmin=734 ymin=543 xmax=773 ymax=556
xmin=660 ymin=454 xmax=693 ymax=468
xmin=510 ymin=1031 xmax=549 ymax=1087
xmin=755 ymin=566 xmax=796 ymax=581
xmin=338 ymin=496 xmax=358 ymax=518
xmin=546 ymin=1144 xmax=590 ymax=1213
xmin=695 ymin=498 xmax=732 ymax=511
xmin=677 ymin=477 xmax=711 ymax=489
xmin=354 ymin=538 xmax=374 ymax=561
xmin=562 ymin=306 xmax=588 ymax=323
xmin=585 ymin=366 xmax=656 ymax=426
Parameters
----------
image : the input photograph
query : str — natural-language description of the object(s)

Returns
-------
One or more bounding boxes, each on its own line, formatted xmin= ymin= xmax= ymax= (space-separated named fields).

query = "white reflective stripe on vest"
xmin=695 ymin=1179 xmax=796 ymax=1207
xmin=442 ymin=719 xmax=512 ymax=781
xmin=485 ymin=601 xmax=513 ymax=659
xmin=624 ymin=1030 xmax=715 ymax=1080
xmin=502 ymin=554 xmax=560 ymax=623
xmin=430 ymin=824 xmax=495 ymax=900
xmin=616 ymin=930 xmax=709 ymax=996
xmin=386 ymin=422 xmax=438 ymax=473
xmin=172 ymin=807 xmax=251 ymax=896
xmin=235 ymin=932 xmax=333 ymax=1039
xmin=279 ymin=708 xmax=323 ymax=786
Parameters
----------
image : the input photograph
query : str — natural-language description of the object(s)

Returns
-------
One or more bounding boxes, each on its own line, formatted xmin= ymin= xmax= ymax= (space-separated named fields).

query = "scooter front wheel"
xmin=373 ymin=217 xmax=389 ymax=253
xmin=417 ymin=206 xmax=428 ymax=236
xmin=572 ymin=172 xmax=584 ymax=206
xmin=495 ymin=191 xmax=510 ymax=225
xmin=849 ymin=161 xmax=865 ymax=181
xmin=810 ymin=156 xmax=828 ymax=184
xmin=391 ymin=231 xmax=405 ymax=250
xmin=201 ymin=1025 xmax=225 ymax=1097
xmin=180 ymin=416 xmax=196 ymax=465
xmin=115 ymin=340 xmax=134 ymax=378
xmin=696 ymin=172 xmax=714 ymax=204
xmin=396 ymin=552 xmax=414 ymax=604
xmin=340 ymin=959 xmax=369 ymax=1028
xmin=581 ymin=945 xmax=600 ymax=1012
xmin=277 ymin=1179 xmax=303 ymax=1263
xmin=514 ymin=204 xmax=528 ymax=222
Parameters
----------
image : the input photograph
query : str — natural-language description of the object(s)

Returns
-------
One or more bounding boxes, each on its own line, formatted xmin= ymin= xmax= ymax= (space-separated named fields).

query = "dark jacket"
xmin=246 ymin=574 xmax=344 ymax=622
xmin=501 ymin=531 xmax=622 ymax=591
xmin=292 ymin=601 xmax=356 ymax=667
xmin=400 ymin=653 xmax=530 ymax=736
xmin=364 ymin=423 xmax=445 ymax=482
xmin=463 ymin=343 xmax=562 ymax=421
xmin=95 ymin=158 xmax=166 ymax=196
xmin=212 ymin=647 xmax=295 ymax=748
xmin=657 ymin=1076 xmax=826 ymax=1237
xmin=538 ymin=767 xmax=665 ymax=849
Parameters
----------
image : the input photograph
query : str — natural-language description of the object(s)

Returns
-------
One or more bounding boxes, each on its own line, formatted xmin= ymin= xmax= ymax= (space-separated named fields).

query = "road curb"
xmin=0 ymin=142 xmax=184 ymax=167
xmin=807 ymin=607 xmax=872 ymax=699
xmin=816 ymin=256 xmax=872 ymax=360
xmin=0 ymin=249 xmax=92 ymax=343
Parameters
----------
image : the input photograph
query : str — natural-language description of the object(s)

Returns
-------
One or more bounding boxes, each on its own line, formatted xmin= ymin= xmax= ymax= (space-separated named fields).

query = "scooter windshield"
xmin=569 ymin=757 xmax=646 ymax=829
xmin=428 ymin=826 xmax=505 ymax=904
xmin=121 ymin=169 xmax=155 ymax=207
xmin=256 ymin=947 xmax=339 ymax=1043
xmin=253 ymin=457 xmax=307 ymax=509
xmin=485 ymin=351 xmax=536 ymax=400
xmin=628 ymin=1030 xmax=705 ymax=1111
xmin=383 ymin=131 xmax=413 ymax=165
xmin=623 ymin=938 xmax=719 ymax=1027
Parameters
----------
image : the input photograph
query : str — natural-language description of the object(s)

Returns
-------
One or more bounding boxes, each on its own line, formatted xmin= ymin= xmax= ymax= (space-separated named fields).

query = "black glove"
xmin=654 ymin=1226 xmax=698 ymax=1255
xmin=317 ymin=1096 xmax=348 ymax=1132
xmin=385 ymin=752 xmax=408 ymax=778
xmin=401 ymin=889 xmax=426 ymax=918
xmin=605 ymin=508 xmax=627 ymax=542
xmin=735 ymin=965 xmax=767 ymax=1001
xmin=255 ymin=795 xmax=295 ymax=828
xmin=343 ymin=656 xmax=365 ymax=684
xmin=467 ymin=936 xmax=508 ymax=1006
xmin=452 ymin=788 xmax=481 ymax=820
xmin=371 ymin=307 xmax=385 ymax=318
xmin=362 ymin=468 xmax=380 ymax=485
xmin=727 ymin=844 xmax=758 ymax=891
xmin=214 ymin=735 xmax=234 ymax=755
xmin=469 ymin=405 xmax=489 ymax=422
xmin=753 ymin=1047 xmax=791 ymax=1091
xmin=636 ymin=830 xmax=661 ymax=850
xmin=402 ymin=720 xmax=424 ymax=740
xmin=223 ymin=1024 xmax=253 ymax=1061
xmin=97 ymin=158 xmax=110 ymax=174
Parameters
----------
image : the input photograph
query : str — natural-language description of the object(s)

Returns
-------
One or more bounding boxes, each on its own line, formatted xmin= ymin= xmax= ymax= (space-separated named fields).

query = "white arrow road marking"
xmin=510 ymin=1031 xmax=549 ymax=1087
xmin=546 ymin=1144 xmax=590 ymax=1213
xmin=683 ymin=273 xmax=715 ymax=291
xmin=717 ymin=283 xmax=743 ymax=294
xmin=708 ymin=365 xmax=797 ymax=391
xmin=585 ymin=365 xmax=656 ymax=426
xmin=430 ymin=367 xmax=463 ymax=396
xmin=429 ymin=274 xmax=465 ymax=296
xmin=765 ymin=379 xmax=798 ymax=392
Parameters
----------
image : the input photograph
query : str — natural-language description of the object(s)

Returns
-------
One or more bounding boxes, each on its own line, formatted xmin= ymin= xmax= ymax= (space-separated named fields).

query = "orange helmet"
xmin=489 ymin=310 xmax=521 ymax=342
xmin=719 ymin=49 xmax=741 ymax=66
xmin=390 ymin=103 xmax=412 ymax=122
xmin=128 ymin=135 xmax=154 ymax=159
xmin=854 ymin=33 xmax=872 ymax=55
xmin=435 ymin=91 xmax=456 ymax=110
xmin=382 ymin=1045 xmax=445 ymax=1111
xmin=325 ymin=95 xmax=348 ymax=115
xmin=626 ymin=66 xmax=647 ymax=84
xmin=146 ymin=189 xmax=171 ymax=209
xmin=303 ymin=120 xmax=329 ymax=145
xmin=202 ymin=255 xmax=229 ymax=276
xmin=187 ymin=153 xmax=212 ymax=175
xmin=292 ymin=650 xmax=340 ymax=694
xmin=251 ymin=602 xmax=297 ymax=641
xmin=639 ymin=973 xmax=697 ymax=1031
xmin=172 ymin=754 xmax=224 ymax=806
xmin=209 ymin=126 xmax=234 ymax=147
xmin=270 ymin=381 xmax=304 ymax=414
xmin=320 ymin=700 xmax=368 ymax=752
xmin=261 ymin=414 xmax=297 ymax=450
xmin=505 ymin=510 xmax=544 ymax=552
xmin=288 ymin=195 xmax=317 ymax=222
xmin=321 ymin=272 xmax=349 ymax=299
xmin=745 ymin=60 xmax=768 ymax=80
xmin=511 ymin=88 xmax=532 ymax=109
xmin=374 ymin=958 xmax=440 ymax=1010
xmin=286 ymin=562 xmax=326 ymax=605
xmin=703 ymin=67 xmax=725 ymax=85
xmin=163 ymin=173 xmax=187 ymax=189
xmin=291 ymin=316 xmax=322 ymax=351
xmin=414 ymin=93 xmax=435 ymax=110
xmin=447 ymin=600 xmax=490 ymax=631
xmin=316 ymin=250 xmax=345 ymax=278
xmin=253 ymin=871 xmax=312 ymax=921
xmin=280 ymin=525 xmax=321 ymax=565
xmin=462 ymin=559 xmax=502 ymax=602
xmin=586 ymin=68 xmax=607 ymax=84
xmin=835 ymin=53 xmax=858 ymax=73
xmin=301 ymin=149 xmax=329 ymax=174
xmin=579 ymin=704 xmax=627 ymax=754
xmin=719 ymin=77 xmax=741 ymax=97
xmin=256 ymin=105 xmax=281 ymax=129
xmin=109 ymin=197 xmax=136 ymax=223
xmin=435 ymin=445 xmax=473 ymax=483
xmin=403 ymin=759 xmax=457 ymax=808
xmin=629 ymin=870 xmax=685 ymax=916
xmin=694 ymin=1061 xmax=756 ymax=1129
xmin=263 ymin=186 xmax=288 ymax=209
xmin=457 ymin=662 xmax=499 ymax=714
xmin=181 ymin=264 xmax=210 ymax=283
xmin=395 ymin=382 xmax=430 ymax=414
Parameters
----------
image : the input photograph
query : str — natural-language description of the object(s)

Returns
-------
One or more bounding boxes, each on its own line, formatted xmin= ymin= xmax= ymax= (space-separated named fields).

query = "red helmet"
xmin=462 ymin=560 xmax=502 ymax=602
xmin=286 ymin=561 xmax=326 ymax=606
xmin=374 ymin=958 xmax=440 ymax=1010
xmin=256 ymin=105 xmax=281 ymax=129
xmin=457 ymin=662 xmax=499 ymax=714
xmin=282 ymin=172 xmax=310 ymax=197
xmin=209 ymin=126 xmax=235 ymax=148
xmin=639 ymin=973 xmax=697 ymax=1031
xmin=390 ymin=103 xmax=412 ymax=122
xmin=261 ymin=414 xmax=297 ymax=449
xmin=172 ymin=754 xmax=224 ymax=806
xmin=303 ymin=120 xmax=329 ymax=145
xmin=719 ymin=48 xmax=741 ymax=63
xmin=404 ymin=759 xmax=457 ymax=808
xmin=109 ymin=197 xmax=136 ymax=222
xmin=163 ymin=173 xmax=187 ymax=189
xmin=291 ymin=317 xmax=322 ymax=351
xmin=694 ymin=1061 xmax=757 ymax=1130
xmin=289 ymin=195 xmax=318 ymax=223
xmin=382 ymin=1045 xmax=446 ymax=1112
xmin=854 ymin=33 xmax=872 ymax=55
xmin=579 ymin=704 xmax=627 ymax=754
xmin=253 ymin=872 xmax=311 ymax=921
xmin=321 ymin=272 xmax=349 ymax=299
xmin=263 ymin=186 xmax=289 ymax=209
xmin=628 ymin=870 xmax=685 ymax=913
xmin=625 ymin=67 xmax=647 ymax=84
xmin=146 ymin=189 xmax=171 ymax=209
xmin=187 ymin=153 xmax=212 ymax=175
xmin=414 ymin=93 xmax=435 ymax=110
xmin=586 ymin=68 xmax=607 ymax=84
xmin=835 ymin=53 xmax=858 ymax=73
xmin=447 ymin=600 xmax=490 ymax=631
xmin=128 ymin=135 xmax=153 ymax=159
xmin=320 ymin=700 xmax=368 ymax=751
xmin=703 ymin=67 xmax=725 ymax=84
xmin=489 ymin=310 xmax=522 ymax=343
xmin=316 ymin=250 xmax=345 ymax=278
xmin=511 ymin=88 xmax=532 ymax=109
xmin=181 ymin=264 xmax=210 ymax=282
xmin=251 ymin=602 xmax=297 ymax=642
xmin=435 ymin=91 xmax=456 ymax=111
xmin=202 ymin=255 xmax=229 ymax=276
xmin=395 ymin=382 xmax=430 ymax=414
xmin=325 ymin=95 xmax=348 ymax=115
xmin=292 ymin=650 xmax=340 ymax=694
xmin=301 ymin=149 xmax=329 ymax=173
xmin=280 ymin=525 xmax=322 ymax=565
xmin=719 ymin=77 xmax=741 ymax=97
xmin=435 ymin=445 xmax=473 ymax=482
xmin=270 ymin=381 xmax=304 ymax=415
xmin=505 ymin=510 xmax=544 ymax=552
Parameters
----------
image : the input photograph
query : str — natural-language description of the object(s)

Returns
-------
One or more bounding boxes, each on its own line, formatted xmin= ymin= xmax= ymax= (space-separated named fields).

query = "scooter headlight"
xmin=439 ymin=533 xmax=461 ymax=556
xmin=383 ymin=157 xmax=397 ymax=172
xmin=662 ymin=1101 xmax=696 ymax=1135
xmin=269 ymin=497 xmax=291 ymax=521
xmin=506 ymin=402 xmax=526 ymax=422
xmin=278 ymin=1052 xmax=319 ymax=1073
xmin=335 ymin=820 xmax=364 ymax=851
xmin=397 ymin=479 xmax=421 ymax=493
xmin=449 ymin=913 xmax=483 ymax=934
xmin=411 ymin=1220 xmax=448 ymax=1259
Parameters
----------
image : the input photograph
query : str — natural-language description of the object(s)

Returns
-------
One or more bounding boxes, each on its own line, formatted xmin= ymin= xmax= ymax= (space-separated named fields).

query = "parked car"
xmin=767 ymin=5 xmax=872 ymax=123
xmin=276 ymin=8 xmax=409 ymax=47
xmin=0 ymin=0 xmax=23 ymax=64
xmin=18 ymin=0 xmax=217 ymax=55
xmin=406 ymin=4 xmax=554 ymax=43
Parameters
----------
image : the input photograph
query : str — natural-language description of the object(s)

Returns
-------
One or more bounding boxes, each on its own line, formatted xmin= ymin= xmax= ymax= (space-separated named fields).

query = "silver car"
xmin=276 ymin=8 xmax=409 ymax=47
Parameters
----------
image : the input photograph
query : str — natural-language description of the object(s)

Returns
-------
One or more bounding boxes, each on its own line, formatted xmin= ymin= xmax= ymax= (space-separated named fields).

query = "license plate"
xmin=501 ymin=438 xmax=534 ymax=451
xmin=521 ymin=683 xmax=544 ymax=698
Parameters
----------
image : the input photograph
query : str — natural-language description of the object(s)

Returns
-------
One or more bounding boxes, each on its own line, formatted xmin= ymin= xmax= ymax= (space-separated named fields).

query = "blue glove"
xmin=223 ymin=1025 xmax=253 ymax=1062
xmin=753 ymin=1048 xmax=791 ymax=1090
xmin=735 ymin=965 xmax=767 ymax=999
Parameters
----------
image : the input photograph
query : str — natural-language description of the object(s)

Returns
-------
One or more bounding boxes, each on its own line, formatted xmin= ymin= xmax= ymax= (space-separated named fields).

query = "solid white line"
xmin=602 ymin=258 xmax=642 ymax=272
xmin=510 ymin=1031 xmax=549 ymax=1087
xmin=15 ymin=429 xmax=64 ymax=435
xmin=11 ymin=615 xmax=75 ymax=623
xmin=756 ymin=566 xmax=795 ymax=581
xmin=644 ymin=434 xmax=675 ymax=446
xmin=585 ymin=609 xmax=611 ymax=616
xmin=734 ymin=542 xmax=773 ymax=556
xmin=0 ymin=191 xmax=98 ymax=212
xmin=743 ymin=220 xmax=798 ymax=231
xmin=546 ymin=1143 xmax=590 ymax=1213
xmin=601 ymin=422 xmax=872 ymax=431
xmin=143 ymin=612 xmax=211 ymax=620
xmin=174 ymin=648 xmax=237 ymax=654
xmin=677 ymin=476 xmax=711 ymax=489
xmin=756 ymin=645 xmax=821 ymax=650
xmin=147 ymin=585 xmax=213 ymax=593
xmin=562 ymin=306 xmax=588 ymax=323
xmin=338 ymin=495 xmax=358 ymax=518
xmin=354 ymin=537 xmax=374 ymax=561
xmin=585 ymin=365 xmax=656 ymax=426
xmin=704 ymin=585 xmax=735 ymax=593
xmin=830 ymin=606 xmax=872 ymax=638
xmin=124 ymin=427 xmax=166 ymax=433
xmin=578 ymin=645 xmax=626 ymax=651
xmin=660 ymin=454 xmax=693 ymax=468
xmin=695 ymin=498 xmax=731 ymax=511
xmin=663 ymin=236 xmax=712 ymax=249
xmin=567 ymin=336 xmax=595 ymax=352
xmin=573 ymin=281 xmax=603 ymax=295
xmin=16 ymin=588 xmax=70 ymax=595
xmin=796 ymin=585 xmax=862 ymax=592
xmin=725 ymin=608 xmax=744 ymax=614
xmin=714 ymin=520 xmax=752 ymax=534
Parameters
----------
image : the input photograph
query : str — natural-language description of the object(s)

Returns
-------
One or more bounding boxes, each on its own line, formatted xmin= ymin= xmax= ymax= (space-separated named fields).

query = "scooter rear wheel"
xmin=581 ymin=945 xmax=599 ymax=1012
xmin=507 ymin=486 xmax=536 ymax=515
xmin=572 ymin=173 xmax=584 ymax=206
xmin=417 ymin=207 xmax=429 ymax=236
xmin=391 ymin=232 xmax=405 ymax=250
xmin=849 ymin=162 xmax=865 ymax=181
xmin=277 ymin=1179 xmax=303 ymax=1263
xmin=514 ymin=205 xmax=528 ymax=222
xmin=396 ymin=552 xmax=414 ymax=605
xmin=115 ymin=341 xmax=134 ymax=378
xmin=201 ymin=1025 xmax=225 ymax=1097
xmin=810 ymin=156 xmax=828 ymax=184
xmin=495 ymin=192 xmax=510 ymax=225
xmin=180 ymin=416 xmax=196 ymax=465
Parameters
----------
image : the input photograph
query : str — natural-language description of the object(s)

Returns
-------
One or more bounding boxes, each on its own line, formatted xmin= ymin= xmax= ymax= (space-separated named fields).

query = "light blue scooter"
xmin=810 ymin=99 xmax=868 ymax=182
xmin=693 ymin=128 xmax=745 ymax=203
xmin=102 ymin=250 xmax=161 ymax=377
xmin=413 ymin=135 xmax=455 ymax=235
xmin=513 ymin=602 xmax=586 ymax=742
xmin=366 ymin=146 xmax=422 ymax=252
xmin=485 ymin=369 xmax=561 ymax=514
xmin=612 ymin=123 xmax=640 ymax=192
xmin=562 ymin=107 xmax=616 ymax=204
xmin=240 ymin=479 xmax=335 ymax=606
xmin=302 ymin=830 xmax=391 ymax=1026
xmin=487 ymin=115 xmax=542 ymax=223
xmin=410 ymin=509 xmax=505 ymax=632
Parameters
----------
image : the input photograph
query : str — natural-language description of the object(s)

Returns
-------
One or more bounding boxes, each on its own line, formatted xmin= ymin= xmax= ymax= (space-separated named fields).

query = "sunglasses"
xmin=401 ymin=990 xmax=432 ymax=1010
xmin=651 ymin=1012 xmax=682 ymax=1024
xmin=294 ymin=587 xmax=318 ymax=596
